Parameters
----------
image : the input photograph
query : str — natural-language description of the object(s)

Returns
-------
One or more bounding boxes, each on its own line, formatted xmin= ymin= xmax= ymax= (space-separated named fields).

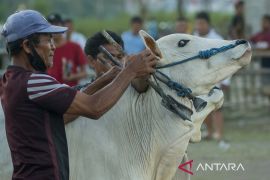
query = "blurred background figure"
xmin=250 ymin=14 xmax=270 ymax=50
xmin=228 ymin=0 xmax=245 ymax=39
xmin=47 ymin=13 xmax=87 ymax=87
xmin=250 ymin=14 xmax=270 ymax=86
xmin=175 ymin=17 xmax=189 ymax=34
xmin=146 ymin=17 xmax=159 ymax=40
xmin=65 ymin=18 xmax=86 ymax=49
xmin=194 ymin=11 xmax=222 ymax=39
xmin=122 ymin=16 xmax=145 ymax=55
xmin=193 ymin=11 xmax=230 ymax=150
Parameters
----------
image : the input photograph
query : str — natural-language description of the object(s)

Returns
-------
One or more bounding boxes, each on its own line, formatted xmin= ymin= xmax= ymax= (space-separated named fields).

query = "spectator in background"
xmin=122 ymin=16 xmax=145 ymax=55
xmin=65 ymin=18 xmax=86 ymax=49
xmin=194 ymin=11 xmax=230 ymax=149
xmin=194 ymin=11 xmax=223 ymax=39
xmin=146 ymin=17 xmax=159 ymax=40
xmin=47 ymin=13 xmax=87 ymax=87
xmin=250 ymin=15 xmax=270 ymax=49
xmin=228 ymin=0 xmax=245 ymax=39
xmin=175 ymin=17 xmax=189 ymax=34
xmin=250 ymin=14 xmax=270 ymax=85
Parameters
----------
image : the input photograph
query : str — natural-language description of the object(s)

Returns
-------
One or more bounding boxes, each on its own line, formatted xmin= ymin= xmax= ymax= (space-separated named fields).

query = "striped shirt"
xmin=0 ymin=66 xmax=77 ymax=180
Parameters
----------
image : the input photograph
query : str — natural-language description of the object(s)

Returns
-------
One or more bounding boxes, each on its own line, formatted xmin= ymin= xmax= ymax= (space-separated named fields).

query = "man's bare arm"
xmin=65 ymin=50 xmax=157 ymax=120
xmin=64 ymin=67 xmax=120 ymax=124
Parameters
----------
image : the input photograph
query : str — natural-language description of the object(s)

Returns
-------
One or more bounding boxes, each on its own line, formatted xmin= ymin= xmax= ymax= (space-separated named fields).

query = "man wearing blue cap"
xmin=0 ymin=10 xmax=158 ymax=180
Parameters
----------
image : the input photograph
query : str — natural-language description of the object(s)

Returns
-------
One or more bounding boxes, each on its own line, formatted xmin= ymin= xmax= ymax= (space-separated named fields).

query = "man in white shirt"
xmin=65 ymin=18 xmax=86 ymax=49
xmin=193 ymin=12 xmax=230 ymax=149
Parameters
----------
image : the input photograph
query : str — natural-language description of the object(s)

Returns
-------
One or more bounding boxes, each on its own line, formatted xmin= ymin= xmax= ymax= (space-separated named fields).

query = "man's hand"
xmin=105 ymin=66 xmax=121 ymax=79
xmin=125 ymin=49 xmax=158 ymax=78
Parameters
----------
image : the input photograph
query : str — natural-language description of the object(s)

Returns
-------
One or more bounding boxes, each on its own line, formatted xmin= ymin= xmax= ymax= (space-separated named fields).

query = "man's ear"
xmin=22 ymin=40 xmax=32 ymax=54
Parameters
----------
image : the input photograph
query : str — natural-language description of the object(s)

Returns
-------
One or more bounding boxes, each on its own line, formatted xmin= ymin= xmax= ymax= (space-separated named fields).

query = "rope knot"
xmin=167 ymin=80 xmax=192 ymax=97
xmin=199 ymin=48 xmax=219 ymax=59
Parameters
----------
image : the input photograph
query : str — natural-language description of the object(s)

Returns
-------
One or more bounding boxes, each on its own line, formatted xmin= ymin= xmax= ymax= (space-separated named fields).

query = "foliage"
xmin=0 ymin=0 xmax=232 ymax=39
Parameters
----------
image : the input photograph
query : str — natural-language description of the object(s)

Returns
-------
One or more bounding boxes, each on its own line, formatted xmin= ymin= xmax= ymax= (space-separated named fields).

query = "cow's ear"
xmin=139 ymin=30 xmax=162 ymax=58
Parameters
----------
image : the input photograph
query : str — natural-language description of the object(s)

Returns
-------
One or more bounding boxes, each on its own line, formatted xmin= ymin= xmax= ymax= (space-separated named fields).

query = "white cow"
xmin=0 ymin=31 xmax=251 ymax=180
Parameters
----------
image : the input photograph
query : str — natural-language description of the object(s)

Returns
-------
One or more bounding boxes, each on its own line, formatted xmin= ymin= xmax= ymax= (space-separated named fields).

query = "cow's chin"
xmin=190 ymin=87 xmax=224 ymax=143
xmin=236 ymin=48 xmax=252 ymax=66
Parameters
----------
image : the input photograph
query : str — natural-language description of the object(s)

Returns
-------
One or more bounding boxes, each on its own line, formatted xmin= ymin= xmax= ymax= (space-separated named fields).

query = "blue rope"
xmin=156 ymin=70 xmax=192 ymax=97
xmin=156 ymin=40 xmax=247 ymax=69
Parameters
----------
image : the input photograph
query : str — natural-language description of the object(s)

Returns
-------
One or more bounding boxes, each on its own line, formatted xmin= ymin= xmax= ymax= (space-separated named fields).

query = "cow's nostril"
xmin=236 ymin=39 xmax=247 ymax=45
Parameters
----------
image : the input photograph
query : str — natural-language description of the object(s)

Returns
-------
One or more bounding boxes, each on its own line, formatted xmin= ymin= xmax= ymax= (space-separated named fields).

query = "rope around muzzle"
xmin=156 ymin=39 xmax=247 ymax=69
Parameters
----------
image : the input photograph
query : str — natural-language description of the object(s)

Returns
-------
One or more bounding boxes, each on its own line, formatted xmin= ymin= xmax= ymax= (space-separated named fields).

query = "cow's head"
xmin=139 ymin=30 xmax=252 ymax=96
xmin=139 ymin=30 xmax=252 ymax=143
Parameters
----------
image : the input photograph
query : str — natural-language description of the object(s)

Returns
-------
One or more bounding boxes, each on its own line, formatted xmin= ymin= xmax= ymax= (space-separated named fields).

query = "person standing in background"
xmin=175 ymin=17 xmax=189 ymax=34
xmin=250 ymin=15 xmax=270 ymax=86
xmin=47 ymin=13 xmax=87 ymax=87
xmin=194 ymin=12 xmax=230 ymax=149
xmin=228 ymin=0 xmax=245 ymax=39
xmin=65 ymin=18 xmax=86 ymax=49
xmin=193 ymin=12 xmax=223 ymax=39
xmin=146 ymin=17 xmax=159 ymax=40
xmin=122 ymin=16 xmax=145 ymax=55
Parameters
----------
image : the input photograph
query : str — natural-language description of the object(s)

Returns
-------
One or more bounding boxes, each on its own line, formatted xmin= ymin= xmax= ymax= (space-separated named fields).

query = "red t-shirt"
xmin=250 ymin=31 xmax=270 ymax=46
xmin=48 ymin=41 xmax=87 ymax=87
xmin=0 ymin=66 xmax=77 ymax=180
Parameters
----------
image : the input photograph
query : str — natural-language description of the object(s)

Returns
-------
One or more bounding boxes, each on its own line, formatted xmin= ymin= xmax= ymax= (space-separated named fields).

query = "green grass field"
xmin=186 ymin=108 xmax=270 ymax=180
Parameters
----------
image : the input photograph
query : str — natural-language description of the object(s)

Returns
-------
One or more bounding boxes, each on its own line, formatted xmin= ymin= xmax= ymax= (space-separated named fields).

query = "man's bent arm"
xmin=65 ymin=66 xmax=137 ymax=120
xmin=64 ymin=67 xmax=120 ymax=124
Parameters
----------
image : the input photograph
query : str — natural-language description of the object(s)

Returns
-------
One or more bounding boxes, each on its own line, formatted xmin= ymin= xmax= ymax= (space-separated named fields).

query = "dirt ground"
xmin=185 ymin=108 xmax=270 ymax=180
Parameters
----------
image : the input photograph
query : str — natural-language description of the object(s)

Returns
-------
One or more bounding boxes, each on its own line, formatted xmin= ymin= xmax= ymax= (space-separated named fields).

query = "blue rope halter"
xmin=156 ymin=39 xmax=247 ymax=69
xmin=155 ymin=70 xmax=192 ymax=97
xmin=154 ymin=39 xmax=247 ymax=98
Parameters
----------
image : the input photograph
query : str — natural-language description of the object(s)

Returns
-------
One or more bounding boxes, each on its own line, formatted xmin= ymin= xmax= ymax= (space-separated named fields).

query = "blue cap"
xmin=1 ymin=10 xmax=67 ymax=43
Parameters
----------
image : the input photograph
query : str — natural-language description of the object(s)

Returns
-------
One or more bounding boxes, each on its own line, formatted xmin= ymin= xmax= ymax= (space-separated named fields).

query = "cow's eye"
xmin=178 ymin=39 xmax=190 ymax=47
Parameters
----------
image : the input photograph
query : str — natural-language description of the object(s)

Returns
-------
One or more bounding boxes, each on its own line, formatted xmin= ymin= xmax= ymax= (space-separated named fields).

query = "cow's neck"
xmin=121 ymin=83 xmax=194 ymax=179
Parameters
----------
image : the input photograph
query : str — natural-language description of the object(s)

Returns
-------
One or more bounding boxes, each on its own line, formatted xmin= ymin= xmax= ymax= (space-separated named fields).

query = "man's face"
xmin=88 ymin=44 xmax=125 ymax=77
xmin=175 ymin=20 xmax=188 ymax=34
xmin=195 ymin=19 xmax=210 ymax=36
xmin=102 ymin=44 xmax=124 ymax=61
xmin=262 ymin=18 xmax=270 ymax=31
xmin=235 ymin=4 xmax=244 ymax=15
xmin=131 ymin=22 xmax=143 ymax=34
xmin=33 ymin=34 xmax=55 ymax=69
xmin=65 ymin=21 xmax=73 ymax=33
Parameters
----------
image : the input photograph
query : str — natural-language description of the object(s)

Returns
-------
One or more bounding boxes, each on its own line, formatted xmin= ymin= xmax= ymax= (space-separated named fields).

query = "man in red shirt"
xmin=0 ymin=10 xmax=157 ymax=180
xmin=250 ymin=15 xmax=270 ymax=49
xmin=250 ymin=14 xmax=270 ymax=85
xmin=47 ymin=13 xmax=87 ymax=87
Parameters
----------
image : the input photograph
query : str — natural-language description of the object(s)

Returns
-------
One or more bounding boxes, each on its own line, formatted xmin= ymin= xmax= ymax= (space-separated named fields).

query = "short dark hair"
xmin=130 ymin=16 xmax=143 ymax=24
xmin=84 ymin=30 xmax=124 ymax=59
xmin=6 ymin=33 xmax=43 ymax=56
xmin=263 ymin=14 xmax=270 ymax=22
xmin=235 ymin=0 xmax=244 ymax=8
xmin=195 ymin=11 xmax=210 ymax=24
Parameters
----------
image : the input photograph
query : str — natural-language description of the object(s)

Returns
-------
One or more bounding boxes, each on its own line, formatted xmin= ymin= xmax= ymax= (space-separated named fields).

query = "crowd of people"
xmin=0 ymin=0 xmax=269 ymax=179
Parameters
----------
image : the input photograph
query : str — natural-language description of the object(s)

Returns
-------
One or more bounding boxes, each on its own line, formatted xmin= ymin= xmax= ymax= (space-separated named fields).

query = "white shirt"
xmin=71 ymin=32 xmax=86 ymax=49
